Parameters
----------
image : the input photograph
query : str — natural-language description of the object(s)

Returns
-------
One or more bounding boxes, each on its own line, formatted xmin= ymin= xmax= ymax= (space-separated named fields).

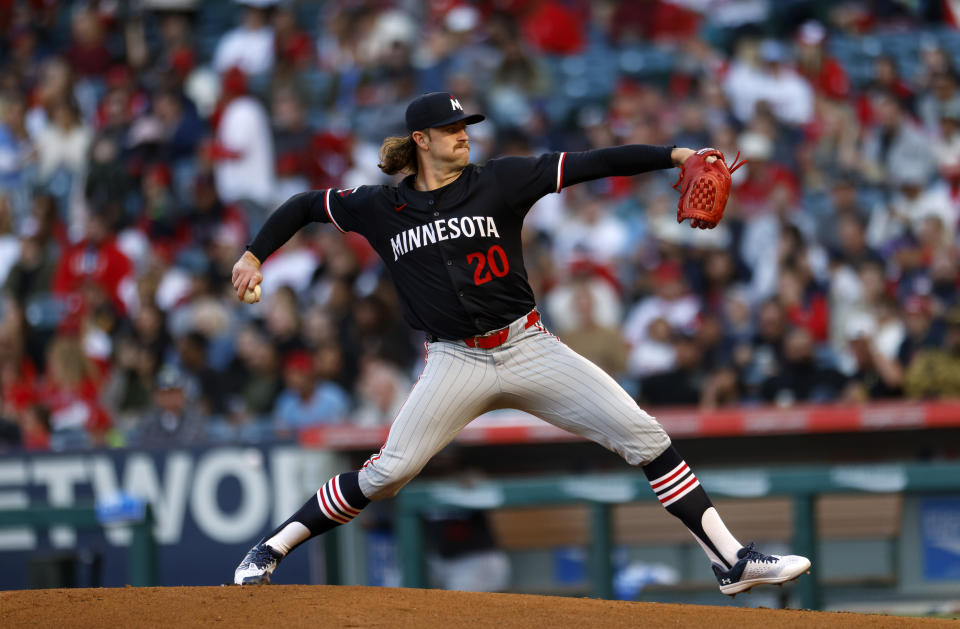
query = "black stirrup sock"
xmin=643 ymin=446 xmax=741 ymax=568
xmin=263 ymin=471 xmax=370 ymax=555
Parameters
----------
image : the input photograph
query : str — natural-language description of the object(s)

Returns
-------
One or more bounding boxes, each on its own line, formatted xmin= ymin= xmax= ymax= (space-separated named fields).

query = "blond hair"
xmin=48 ymin=335 xmax=95 ymax=387
xmin=378 ymin=135 xmax=418 ymax=176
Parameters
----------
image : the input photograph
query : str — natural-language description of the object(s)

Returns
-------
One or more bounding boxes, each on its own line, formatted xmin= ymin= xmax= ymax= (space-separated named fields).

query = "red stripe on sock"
xmin=651 ymin=463 xmax=689 ymax=490
xmin=331 ymin=476 xmax=361 ymax=516
xmin=659 ymin=475 xmax=699 ymax=504
xmin=323 ymin=484 xmax=353 ymax=521
xmin=318 ymin=485 xmax=350 ymax=524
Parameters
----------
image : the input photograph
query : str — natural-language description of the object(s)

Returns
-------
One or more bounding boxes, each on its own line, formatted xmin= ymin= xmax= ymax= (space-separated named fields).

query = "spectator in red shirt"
xmin=65 ymin=7 xmax=113 ymax=78
xmin=53 ymin=212 xmax=133 ymax=317
xmin=40 ymin=333 xmax=112 ymax=448
xmin=857 ymin=55 xmax=916 ymax=127
xmin=308 ymin=130 xmax=354 ymax=191
xmin=777 ymin=265 xmax=829 ymax=342
xmin=17 ymin=405 xmax=51 ymax=451
xmin=0 ymin=313 xmax=39 ymax=417
xmin=608 ymin=0 xmax=701 ymax=44
xmin=93 ymin=67 xmax=151 ymax=134
xmin=273 ymin=4 xmax=313 ymax=74
xmin=795 ymin=21 xmax=850 ymax=101
xmin=521 ymin=0 xmax=585 ymax=55
xmin=734 ymin=131 xmax=801 ymax=217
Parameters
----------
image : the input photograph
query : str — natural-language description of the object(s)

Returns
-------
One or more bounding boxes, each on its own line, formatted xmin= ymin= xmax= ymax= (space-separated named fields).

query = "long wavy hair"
xmin=378 ymin=135 xmax=418 ymax=176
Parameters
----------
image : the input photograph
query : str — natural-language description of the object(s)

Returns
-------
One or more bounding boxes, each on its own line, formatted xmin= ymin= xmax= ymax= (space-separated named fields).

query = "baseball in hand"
xmin=243 ymin=284 xmax=261 ymax=304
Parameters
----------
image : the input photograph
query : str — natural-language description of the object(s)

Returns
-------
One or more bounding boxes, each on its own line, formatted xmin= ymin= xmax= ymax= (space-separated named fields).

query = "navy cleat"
xmin=234 ymin=540 xmax=284 ymax=585
xmin=713 ymin=542 xmax=811 ymax=596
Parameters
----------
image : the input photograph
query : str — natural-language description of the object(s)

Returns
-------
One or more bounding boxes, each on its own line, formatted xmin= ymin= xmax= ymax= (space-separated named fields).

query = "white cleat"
xmin=234 ymin=540 xmax=284 ymax=585
xmin=713 ymin=543 xmax=811 ymax=596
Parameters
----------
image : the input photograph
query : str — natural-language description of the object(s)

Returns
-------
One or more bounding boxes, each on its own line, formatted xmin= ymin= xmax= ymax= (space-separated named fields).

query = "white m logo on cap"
xmin=450 ymin=98 xmax=463 ymax=111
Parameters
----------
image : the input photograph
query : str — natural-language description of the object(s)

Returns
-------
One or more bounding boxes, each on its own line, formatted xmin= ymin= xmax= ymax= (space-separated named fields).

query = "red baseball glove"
xmin=673 ymin=148 xmax=746 ymax=230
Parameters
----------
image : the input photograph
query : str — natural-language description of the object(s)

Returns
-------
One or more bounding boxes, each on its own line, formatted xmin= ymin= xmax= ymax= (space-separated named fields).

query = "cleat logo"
xmin=721 ymin=578 xmax=731 ymax=584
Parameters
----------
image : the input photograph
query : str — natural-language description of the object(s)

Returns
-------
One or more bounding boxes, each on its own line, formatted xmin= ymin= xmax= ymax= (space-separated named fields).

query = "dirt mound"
xmin=1 ymin=585 xmax=954 ymax=628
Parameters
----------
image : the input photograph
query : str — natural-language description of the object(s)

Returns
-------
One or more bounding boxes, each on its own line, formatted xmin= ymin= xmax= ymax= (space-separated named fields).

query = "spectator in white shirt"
xmin=36 ymin=99 xmax=91 ymax=181
xmin=623 ymin=263 xmax=701 ymax=378
xmin=724 ymin=39 xmax=814 ymax=126
xmin=867 ymin=169 xmax=957 ymax=250
xmin=860 ymin=91 xmax=935 ymax=186
xmin=213 ymin=1 xmax=276 ymax=77
xmin=552 ymin=192 xmax=628 ymax=267
xmin=352 ymin=357 xmax=412 ymax=428
xmin=918 ymin=71 xmax=960 ymax=137
xmin=213 ymin=68 xmax=276 ymax=209
xmin=934 ymin=101 xmax=960 ymax=175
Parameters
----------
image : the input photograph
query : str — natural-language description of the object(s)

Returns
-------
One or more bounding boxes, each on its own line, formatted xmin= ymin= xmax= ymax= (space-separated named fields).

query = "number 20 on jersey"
xmin=466 ymin=245 xmax=509 ymax=285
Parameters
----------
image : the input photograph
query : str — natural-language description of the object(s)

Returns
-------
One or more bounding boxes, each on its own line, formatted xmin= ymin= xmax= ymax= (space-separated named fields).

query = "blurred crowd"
xmin=0 ymin=0 xmax=959 ymax=451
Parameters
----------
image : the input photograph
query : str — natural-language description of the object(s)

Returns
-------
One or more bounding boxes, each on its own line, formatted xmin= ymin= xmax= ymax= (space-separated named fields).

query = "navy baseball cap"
xmin=405 ymin=92 xmax=485 ymax=133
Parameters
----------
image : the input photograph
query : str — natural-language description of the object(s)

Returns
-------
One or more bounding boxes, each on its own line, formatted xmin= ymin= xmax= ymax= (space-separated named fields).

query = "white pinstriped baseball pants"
xmin=357 ymin=311 xmax=671 ymax=500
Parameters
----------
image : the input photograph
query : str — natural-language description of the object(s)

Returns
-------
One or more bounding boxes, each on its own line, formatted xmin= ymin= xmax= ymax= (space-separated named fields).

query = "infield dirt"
xmin=1 ymin=585 xmax=956 ymax=628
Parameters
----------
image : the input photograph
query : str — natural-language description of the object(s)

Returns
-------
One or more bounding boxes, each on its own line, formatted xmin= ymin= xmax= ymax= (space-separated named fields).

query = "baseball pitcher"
xmin=231 ymin=92 xmax=810 ymax=596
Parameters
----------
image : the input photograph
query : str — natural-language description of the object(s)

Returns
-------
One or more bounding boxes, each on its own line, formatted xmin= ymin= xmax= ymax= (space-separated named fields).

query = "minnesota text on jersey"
xmin=390 ymin=216 xmax=500 ymax=261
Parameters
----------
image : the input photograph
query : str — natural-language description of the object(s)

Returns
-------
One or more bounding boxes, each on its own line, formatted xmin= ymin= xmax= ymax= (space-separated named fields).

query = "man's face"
xmin=784 ymin=328 xmax=813 ymax=364
xmin=758 ymin=303 xmax=784 ymax=340
xmin=417 ymin=121 xmax=470 ymax=169
xmin=933 ymin=73 xmax=956 ymax=100
xmin=905 ymin=311 xmax=930 ymax=336
xmin=831 ymin=183 xmax=856 ymax=211
xmin=874 ymin=95 xmax=901 ymax=128
xmin=838 ymin=216 xmax=864 ymax=253
xmin=155 ymin=387 xmax=186 ymax=413
xmin=285 ymin=367 xmax=313 ymax=395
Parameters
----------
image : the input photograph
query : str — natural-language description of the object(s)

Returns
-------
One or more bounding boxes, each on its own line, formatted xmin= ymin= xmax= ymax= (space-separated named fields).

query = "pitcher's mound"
xmin=1 ymin=585 xmax=954 ymax=628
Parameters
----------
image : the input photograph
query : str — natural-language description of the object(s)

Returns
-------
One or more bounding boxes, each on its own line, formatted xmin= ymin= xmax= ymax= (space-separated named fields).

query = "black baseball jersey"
xmin=248 ymin=144 xmax=674 ymax=340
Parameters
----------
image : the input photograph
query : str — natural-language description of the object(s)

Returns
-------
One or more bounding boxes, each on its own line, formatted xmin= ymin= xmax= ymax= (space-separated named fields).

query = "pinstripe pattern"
xmin=498 ymin=325 xmax=670 ymax=465
xmin=358 ymin=341 xmax=502 ymax=499
xmin=357 ymin=313 xmax=670 ymax=500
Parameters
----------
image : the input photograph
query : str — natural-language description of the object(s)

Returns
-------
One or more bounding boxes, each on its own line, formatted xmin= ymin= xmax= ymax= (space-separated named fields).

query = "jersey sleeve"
xmin=318 ymin=185 xmax=380 ymax=235
xmin=247 ymin=186 xmax=377 ymax=262
xmin=486 ymin=153 xmax=564 ymax=216
xmin=487 ymin=145 xmax=674 ymax=216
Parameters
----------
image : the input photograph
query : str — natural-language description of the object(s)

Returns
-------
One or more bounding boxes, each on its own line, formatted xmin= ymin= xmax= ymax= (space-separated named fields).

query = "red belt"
xmin=463 ymin=311 xmax=540 ymax=349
